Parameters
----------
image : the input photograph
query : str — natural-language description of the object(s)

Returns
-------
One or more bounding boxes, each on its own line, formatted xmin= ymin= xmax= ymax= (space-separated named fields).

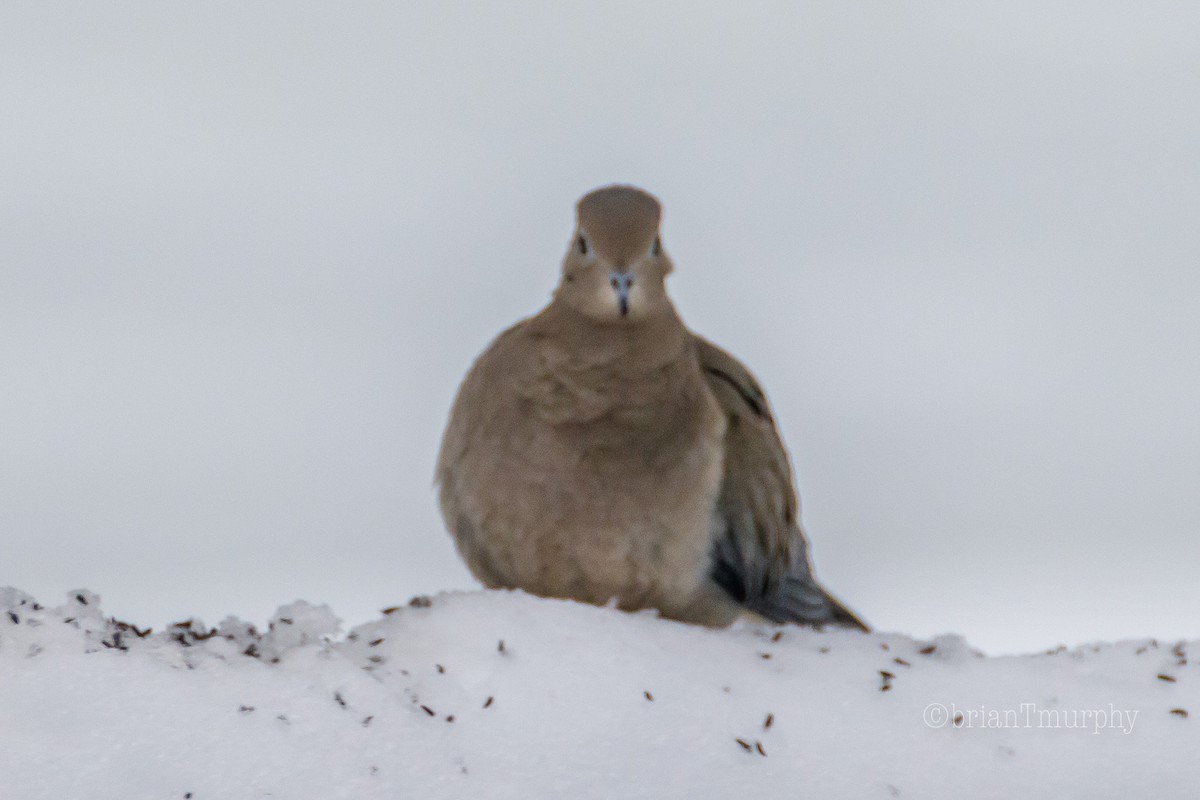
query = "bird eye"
xmin=577 ymin=235 xmax=588 ymax=255
xmin=651 ymin=236 xmax=661 ymax=256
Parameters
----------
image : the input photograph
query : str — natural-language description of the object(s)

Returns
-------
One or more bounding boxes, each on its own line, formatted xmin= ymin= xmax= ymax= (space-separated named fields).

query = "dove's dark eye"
xmin=577 ymin=235 xmax=588 ymax=255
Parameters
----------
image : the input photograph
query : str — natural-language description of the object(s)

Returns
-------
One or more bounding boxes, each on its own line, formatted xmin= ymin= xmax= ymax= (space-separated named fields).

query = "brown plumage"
xmin=435 ymin=185 xmax=866 ymax=630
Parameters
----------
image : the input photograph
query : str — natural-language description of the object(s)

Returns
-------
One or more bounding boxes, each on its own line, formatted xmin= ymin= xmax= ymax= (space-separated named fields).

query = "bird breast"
xmin=477 ymin=353 xmax=725 ymax=609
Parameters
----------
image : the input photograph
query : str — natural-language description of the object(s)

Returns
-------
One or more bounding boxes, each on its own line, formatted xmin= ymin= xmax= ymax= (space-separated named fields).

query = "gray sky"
xmin=2 ymin=2 xmax=1197 ymax=654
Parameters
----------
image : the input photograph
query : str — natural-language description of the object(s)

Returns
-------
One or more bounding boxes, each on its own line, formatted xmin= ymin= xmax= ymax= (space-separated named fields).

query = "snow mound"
xmin=1 ymin=588 xmax=1196 ymax=799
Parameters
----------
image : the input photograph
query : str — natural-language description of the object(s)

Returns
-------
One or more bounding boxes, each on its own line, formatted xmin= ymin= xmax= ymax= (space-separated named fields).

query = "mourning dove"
xmin=436 ymin=185 xmax=866 ymax=630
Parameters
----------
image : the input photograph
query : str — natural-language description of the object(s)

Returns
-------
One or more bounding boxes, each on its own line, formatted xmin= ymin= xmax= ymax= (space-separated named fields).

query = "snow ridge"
xmin=1 ymin=588 xmax=1196 ymax=799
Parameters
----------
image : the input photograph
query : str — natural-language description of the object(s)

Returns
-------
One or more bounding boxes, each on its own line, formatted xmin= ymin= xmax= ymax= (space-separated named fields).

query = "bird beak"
xmin=609 ymin=271 xmax=633 ymax=317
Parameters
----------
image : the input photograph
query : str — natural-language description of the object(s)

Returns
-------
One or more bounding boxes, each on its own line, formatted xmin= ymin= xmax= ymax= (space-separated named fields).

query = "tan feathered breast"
xmin=436 ymin=307 xmax=739 ymax=625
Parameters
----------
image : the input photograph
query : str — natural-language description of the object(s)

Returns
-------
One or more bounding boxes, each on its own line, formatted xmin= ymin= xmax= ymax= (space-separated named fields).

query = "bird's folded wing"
xmin=694 ymin=335 xmax=866 ymax=629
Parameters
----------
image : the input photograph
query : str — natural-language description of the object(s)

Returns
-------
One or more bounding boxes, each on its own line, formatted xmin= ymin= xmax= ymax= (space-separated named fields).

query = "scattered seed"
xmin=953 ymin=713 xmax=964 ymax=727
xmin=483 ymin=696 xmax=494 ymax=709
xmin=880 ymin=643 xmax=890 ymax=651
xmin=278 ymin=618 xmax=293 ymax=625
xmin=368 ymin=655 xmax=383 ymax=664
xmin=277 ymin=715 xmax=289 ymax=724
xmin=409 ymin=596 xmax=432 ymax=608
xmin=335 ymin=692 xmax=347 ymax=707
xmin=893 ymin=658 xmax=911 ymax=667
xmin=919 ymin=645 xmax=936 ymax=655
xmin=7 ymin=612 xmax=18 ymax=624
xmin=381 ymin=606 xmax=400 ymax=615
xmin=755 ymin=741 xmax=767 ymax=756
xmin=763 ymin=713 xmax=774 ymax=730
xmin=735 ymin=738 xmax=752 ymax=752
xmin=369 ymin=638 xmax=384 ymax=647
xmin=771 ymin=631 xmax=782 ymax=643
xmin=446 ymin=715 xmax=455 ymax=723
xmin=818 ymin=647 xmax=830 ymax=654
xmin=239 ymin=706 xmax=255 ymax=713
xmin=759 ymin=652 xmax=771 ymax=660
xmin=363 ymin=716 xmax=374 ymax=726
xmin=1170 ymin=708 xmax=1188 ymax=718
xmin=1158 ymin=674 xmax=1177 ymax=683
xmin=75 ymin=594 xmax=88 ymax=605
xmin=435 ymin=664 xmax=445 ymax=674
xmin=420 ymin=705 xmax=436 ymax=716
xmin=644 ymin=691 xmax=654 ymax=701
xmin=498 ymin=639 xmax=506 ymax=653
xmin=243 ymin=644 xmax=259 ymax=658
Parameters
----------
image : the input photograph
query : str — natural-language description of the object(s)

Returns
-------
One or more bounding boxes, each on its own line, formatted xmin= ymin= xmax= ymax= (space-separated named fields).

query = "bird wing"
xmin=694 ymin=335 xmax=867 ymax=630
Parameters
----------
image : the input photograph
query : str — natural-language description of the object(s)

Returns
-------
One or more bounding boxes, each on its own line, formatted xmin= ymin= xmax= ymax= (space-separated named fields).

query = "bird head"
xmin=556 ymin=185 xmax=674 ymax=323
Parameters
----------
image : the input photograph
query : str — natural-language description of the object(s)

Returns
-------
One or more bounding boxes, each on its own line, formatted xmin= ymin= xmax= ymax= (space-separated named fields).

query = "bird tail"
xmin=819 ymin=586 xmax=870 ymax=632
xmin=772 ymin=575 xmax=870 ymax=632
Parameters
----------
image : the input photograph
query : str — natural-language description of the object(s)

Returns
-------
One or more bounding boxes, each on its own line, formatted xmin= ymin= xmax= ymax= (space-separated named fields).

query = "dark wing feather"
xmin=695 ymin=335 xmax=867 ymax=631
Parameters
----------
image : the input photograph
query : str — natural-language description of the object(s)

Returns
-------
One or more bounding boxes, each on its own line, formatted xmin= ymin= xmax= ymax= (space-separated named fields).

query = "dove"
xmin=436 ymin=185 xmax=866 ymax=630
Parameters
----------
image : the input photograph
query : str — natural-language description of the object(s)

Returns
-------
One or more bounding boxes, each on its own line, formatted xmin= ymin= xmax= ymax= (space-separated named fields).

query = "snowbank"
xmin=1 ymin=587 xmax=1195 ymax=799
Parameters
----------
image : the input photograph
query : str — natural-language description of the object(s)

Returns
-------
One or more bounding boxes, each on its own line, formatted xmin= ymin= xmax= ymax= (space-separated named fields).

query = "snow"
xmin=1 ymin=588 xmax=1196 ymax=799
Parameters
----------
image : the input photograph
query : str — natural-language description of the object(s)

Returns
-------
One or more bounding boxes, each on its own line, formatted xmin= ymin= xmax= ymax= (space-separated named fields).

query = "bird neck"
xmin=515 ymin=299 xmax=703 ymax=430
xmin=533 ymin=299 xmax=691 ymax=374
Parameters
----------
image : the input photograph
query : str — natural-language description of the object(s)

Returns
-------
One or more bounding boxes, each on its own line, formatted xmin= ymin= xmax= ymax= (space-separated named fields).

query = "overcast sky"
xmin=2 ymin=2 xmax=1197 ymax=654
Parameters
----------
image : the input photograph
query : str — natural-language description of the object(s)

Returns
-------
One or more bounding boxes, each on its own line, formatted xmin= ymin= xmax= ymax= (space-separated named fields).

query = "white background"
xmin=2 ymin=2 xmax=1197 ymax=653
